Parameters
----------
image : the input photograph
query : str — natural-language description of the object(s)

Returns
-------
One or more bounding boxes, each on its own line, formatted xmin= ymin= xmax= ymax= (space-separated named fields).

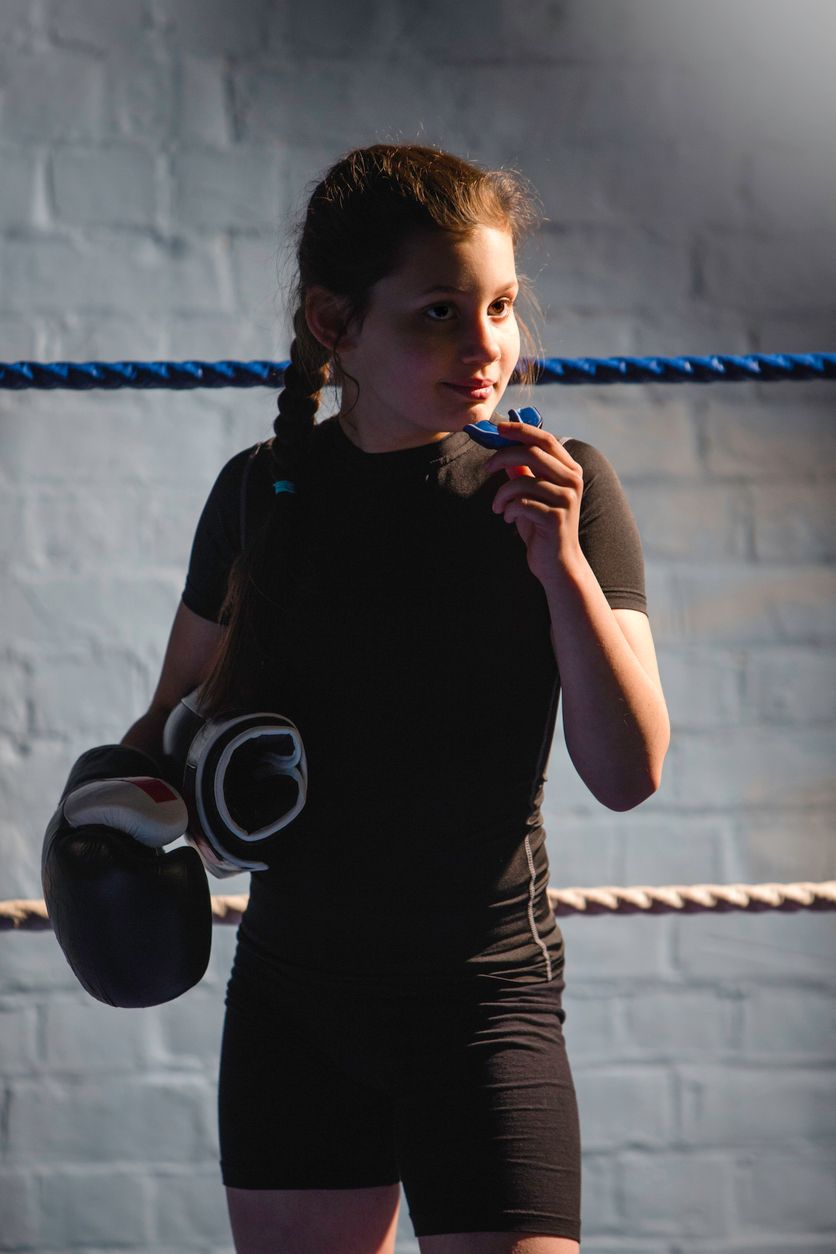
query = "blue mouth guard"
xmin=463 ymin=405 xmax=543 ymax=450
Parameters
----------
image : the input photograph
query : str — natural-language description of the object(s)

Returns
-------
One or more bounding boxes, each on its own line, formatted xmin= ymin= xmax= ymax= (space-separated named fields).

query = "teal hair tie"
xmin=273 ymin=479 xmax=296 ymax=495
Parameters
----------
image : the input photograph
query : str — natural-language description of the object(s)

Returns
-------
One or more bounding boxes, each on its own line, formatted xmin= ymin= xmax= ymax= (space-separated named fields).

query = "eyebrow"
xmin=420 ymin=280 xmax=519 ymax=296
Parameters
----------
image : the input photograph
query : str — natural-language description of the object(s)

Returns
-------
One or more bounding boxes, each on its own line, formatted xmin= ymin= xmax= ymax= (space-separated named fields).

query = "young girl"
xmin=125 ymin=144 xmax=669 ymax=1254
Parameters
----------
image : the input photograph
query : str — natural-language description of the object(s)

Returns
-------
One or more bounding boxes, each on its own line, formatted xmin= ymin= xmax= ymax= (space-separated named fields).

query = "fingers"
xmin=485 ymin=422 xmax=582 ymax=495
xmin=491 ymin=476 xmax=577 ymax=516
xmin=483 ymin=419 xmax=581 ymax=480
xmin=486 ymin=421 xmax=583 ymax=521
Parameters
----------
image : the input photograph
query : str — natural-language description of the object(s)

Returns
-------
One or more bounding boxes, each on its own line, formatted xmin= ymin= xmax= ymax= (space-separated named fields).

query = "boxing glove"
xmin=42 ymin=744 xmax=213 ymax=1008
xmin=163 ymin=690 xmax=307 ymax=878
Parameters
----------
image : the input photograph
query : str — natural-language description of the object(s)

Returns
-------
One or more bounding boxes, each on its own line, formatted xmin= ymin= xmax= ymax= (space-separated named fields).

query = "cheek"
xmin=385 ymin=324 xmax=439 ymax=367
xmin=392 ymin=331 xmax=444 ymax=374
xmin=380 ymin=350 xmax=431 ymax=397
xmin=502 ymin=322 xmax=521 ymax=365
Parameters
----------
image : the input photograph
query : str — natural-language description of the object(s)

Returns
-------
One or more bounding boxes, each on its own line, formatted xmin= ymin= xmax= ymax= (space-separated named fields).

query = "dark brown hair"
xmin=198 ymin=142 xmax=544 ymax=718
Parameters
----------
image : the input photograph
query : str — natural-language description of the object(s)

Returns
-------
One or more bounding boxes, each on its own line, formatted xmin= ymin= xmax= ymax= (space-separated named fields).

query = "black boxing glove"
xmin=163 ymin=690 xmax=307 ymax=878
xmin=42 ymin=744 xmax=213 ymax=1008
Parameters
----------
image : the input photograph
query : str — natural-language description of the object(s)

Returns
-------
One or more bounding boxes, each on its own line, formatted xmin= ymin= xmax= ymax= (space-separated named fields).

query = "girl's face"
xmin=336 ymin=224 xmax=521 ymax=453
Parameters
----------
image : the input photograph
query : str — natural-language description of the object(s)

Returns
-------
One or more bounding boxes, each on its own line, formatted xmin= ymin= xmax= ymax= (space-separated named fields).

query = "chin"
xmin=462 ymin=402 xmax=496 ymax=422
xmin=450 ymin=411 xmax=483 ymax=429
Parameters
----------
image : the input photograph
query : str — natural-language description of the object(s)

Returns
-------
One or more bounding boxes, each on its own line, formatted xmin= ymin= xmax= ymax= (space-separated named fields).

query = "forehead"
xmin=385 ymin=224 xmax=517 ymax=291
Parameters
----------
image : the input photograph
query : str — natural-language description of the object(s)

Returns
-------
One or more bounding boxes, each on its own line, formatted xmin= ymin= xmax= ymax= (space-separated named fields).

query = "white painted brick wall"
xmin=51 ymin=143 xmax=159 ymax=228
xmin=1 ymin=1 xmax=834 ymax=1250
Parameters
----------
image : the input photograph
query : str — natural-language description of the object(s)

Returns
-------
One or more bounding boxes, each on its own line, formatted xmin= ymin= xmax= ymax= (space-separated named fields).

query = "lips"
xmin=444 ymin=380 xmax=495 ymax=398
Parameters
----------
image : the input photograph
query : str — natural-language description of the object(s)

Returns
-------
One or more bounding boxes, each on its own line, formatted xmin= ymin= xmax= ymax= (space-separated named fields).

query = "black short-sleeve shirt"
xmin=182 ymin=416 xmax=647 ymax=979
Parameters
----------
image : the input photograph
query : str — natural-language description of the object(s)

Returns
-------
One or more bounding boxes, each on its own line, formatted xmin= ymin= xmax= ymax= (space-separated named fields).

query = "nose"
xmin=459 ymin=313 xmax=502 ymax=365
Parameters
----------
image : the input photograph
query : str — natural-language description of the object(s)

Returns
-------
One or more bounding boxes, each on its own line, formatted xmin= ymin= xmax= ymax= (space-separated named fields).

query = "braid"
xmin=270 ymin=308 xmax=330 ymax=482
xmin=198 ymin=311 xmax=330 ymax=719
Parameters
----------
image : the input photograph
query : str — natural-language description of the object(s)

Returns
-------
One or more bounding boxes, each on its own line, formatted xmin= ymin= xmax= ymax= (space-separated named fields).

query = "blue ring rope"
xmin=0 ymin=353 xmax=834 ymax=391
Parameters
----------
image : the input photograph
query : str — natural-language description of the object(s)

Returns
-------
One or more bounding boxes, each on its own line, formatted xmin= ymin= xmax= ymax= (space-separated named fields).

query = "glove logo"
xmin=132 ymin=776 xmax=181 ymax=804
xmin=164 ymin=692 xmax=308 ymax=878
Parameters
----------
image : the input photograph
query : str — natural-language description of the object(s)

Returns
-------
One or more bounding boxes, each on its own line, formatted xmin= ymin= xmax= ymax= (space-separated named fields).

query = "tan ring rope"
xmin=1 ymin=881 xmax=834 ymax=931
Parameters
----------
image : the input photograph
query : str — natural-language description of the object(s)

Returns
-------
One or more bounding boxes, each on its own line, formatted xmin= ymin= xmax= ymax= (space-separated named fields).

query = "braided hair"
xmin=273 ymin=317 xmax=322 ymax=465
xmin=198 ymin=143 xmax=544 ymax=718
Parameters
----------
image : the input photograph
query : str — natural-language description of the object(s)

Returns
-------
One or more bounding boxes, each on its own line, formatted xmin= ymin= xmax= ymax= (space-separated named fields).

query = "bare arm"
xmin=544 ymin=559 xmax=670 ymax=811
xmin=121 ymin=600 xmax=225 ymax=761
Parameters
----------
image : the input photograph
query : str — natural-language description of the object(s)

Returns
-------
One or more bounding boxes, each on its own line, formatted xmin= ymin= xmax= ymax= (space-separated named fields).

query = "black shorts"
xmin=218 ymin=932 xmax=581 ymax=1241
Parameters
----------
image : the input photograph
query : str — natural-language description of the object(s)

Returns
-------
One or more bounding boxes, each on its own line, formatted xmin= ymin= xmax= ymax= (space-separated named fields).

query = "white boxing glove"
xmin=62 ymin=775 xmax=188 ymax=848
xmin=163 ymin=690 xmax=307 ymax=878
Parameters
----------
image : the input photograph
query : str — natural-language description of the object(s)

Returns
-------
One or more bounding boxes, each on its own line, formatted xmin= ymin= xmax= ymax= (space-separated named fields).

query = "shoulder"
xmin=217 ymin=440 xmax=273 ymax=485
xmin=203 ymin=442 xmax=263 ymax=499
xmin=210 ymin=420 xmax=333 ymax=506
xmin=560 ymin=437 xmax=634 ymax=503
xmin=191 ymin=441 xmax=276 ymax=557
xmin=205 ymin=439 xmax=282 ymax=509
xmin=558 ymin=436 xmax=647 ymax=609
xmin=560 ymin=437 xmax=621 ymax=480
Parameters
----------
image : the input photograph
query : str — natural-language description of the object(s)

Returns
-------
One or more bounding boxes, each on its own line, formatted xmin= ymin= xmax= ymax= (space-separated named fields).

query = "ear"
xmin=304 ymin=286 xmax=357 ymax=353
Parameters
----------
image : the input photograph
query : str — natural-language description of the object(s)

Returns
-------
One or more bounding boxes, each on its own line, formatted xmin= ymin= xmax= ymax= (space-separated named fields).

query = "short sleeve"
xmin=181 ymin=444 xmax=265 ymax=624
xmin=564 ymin=438 xmax=648 ymax=613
